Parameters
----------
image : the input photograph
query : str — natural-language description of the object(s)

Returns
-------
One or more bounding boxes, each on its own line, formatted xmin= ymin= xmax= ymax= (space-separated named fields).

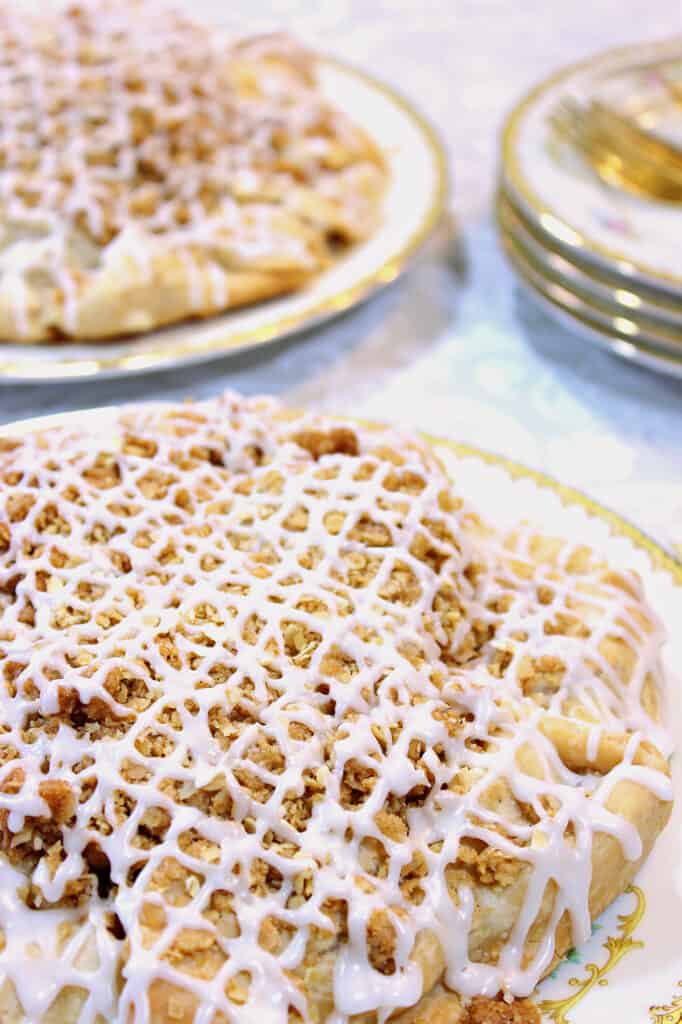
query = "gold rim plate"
xmin=499 ymin=222 xmax=682 ymax=379
xmin=0 ymin=58 xmax=448 ymax=383
xmin=497 ymin=187 xmax=682 ymax=330
xmin=498 ymin=198 xmax=682 ymax=350
xmin=501 ymin=37 xmax=682 ymax=293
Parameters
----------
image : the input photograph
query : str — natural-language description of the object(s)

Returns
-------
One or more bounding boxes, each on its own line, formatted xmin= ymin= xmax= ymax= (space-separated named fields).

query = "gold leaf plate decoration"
xmin=650 ymin=983 xmax=682 ymax=1023
xmin=647 ymin=983 xmax=679 ymax=1024
xmin=538 ymin=886 xmax=645 ymax=1024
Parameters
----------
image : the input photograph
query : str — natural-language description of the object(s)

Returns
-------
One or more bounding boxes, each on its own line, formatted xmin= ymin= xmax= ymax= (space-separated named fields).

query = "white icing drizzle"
xmin=0 ymin=393 xmax=672 ymax=1023
xmin=0 ymin=2 xmax=385 ymax=337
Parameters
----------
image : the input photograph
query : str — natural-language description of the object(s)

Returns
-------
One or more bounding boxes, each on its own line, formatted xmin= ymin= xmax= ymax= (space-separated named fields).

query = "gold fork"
xmin=662 ymin=73 xmax=682 ymax=107
xmin=550 ymin=97 xmax=682 ymax=203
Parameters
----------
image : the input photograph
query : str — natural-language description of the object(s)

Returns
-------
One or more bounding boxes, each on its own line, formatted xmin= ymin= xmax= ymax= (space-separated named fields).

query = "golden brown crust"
xmin=392 ymin=987 xmax=465 ymax=1024
xmin=0 ymin=263 xmax=313 ymax=345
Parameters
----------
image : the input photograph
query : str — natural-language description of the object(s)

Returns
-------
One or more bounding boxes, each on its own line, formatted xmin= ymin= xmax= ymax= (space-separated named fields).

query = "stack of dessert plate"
xmin=497 ymin=38 xmax=682 ymax=378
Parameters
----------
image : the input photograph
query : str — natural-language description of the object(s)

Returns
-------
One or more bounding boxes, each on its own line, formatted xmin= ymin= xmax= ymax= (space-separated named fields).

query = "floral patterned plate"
xmin=501 ymin=38 xmax=682 ymax=295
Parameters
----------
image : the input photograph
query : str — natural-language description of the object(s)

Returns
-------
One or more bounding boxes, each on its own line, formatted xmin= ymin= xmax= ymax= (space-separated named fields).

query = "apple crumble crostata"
xmin=0 ymin=395 xmax=672 ymax=1024
xmin=0 ymin=2 xmax=387 ymax=343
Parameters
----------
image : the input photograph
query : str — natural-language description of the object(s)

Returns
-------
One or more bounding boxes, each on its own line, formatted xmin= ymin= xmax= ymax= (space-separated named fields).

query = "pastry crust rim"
xmin=0 ymin=738 xmax=668 ymax=1023
xmin=0 ymin=258 xmax=317 ymax=346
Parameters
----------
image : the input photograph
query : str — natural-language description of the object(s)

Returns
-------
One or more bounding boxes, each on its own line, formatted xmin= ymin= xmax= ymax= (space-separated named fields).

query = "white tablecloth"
xmin=2 ymin=0 xmax=681 ymax=554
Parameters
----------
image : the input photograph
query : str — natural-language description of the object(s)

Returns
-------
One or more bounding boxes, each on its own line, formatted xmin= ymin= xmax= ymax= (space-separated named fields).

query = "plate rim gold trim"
xmin=501 ymin=36 xmax=682 ymax=292
xmin=0 ymin=56 xmax=449 ymax=383
xmin=425 ymin=432 xmax=682 ymax=580
xmin=498 ymin=206 xmax=682 ymax=348
xmin=497 ymin=219 xmax=682 ymax=379
xmin=650 ymin=980 xmax=682 ymax=1022
xmin=497 ymin=187 xmax=682 ymax=325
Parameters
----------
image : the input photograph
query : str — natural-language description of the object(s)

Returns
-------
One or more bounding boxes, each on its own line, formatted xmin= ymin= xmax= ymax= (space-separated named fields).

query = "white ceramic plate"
xmin=2 ymin=408 xmax=681 ymax=1022
xmin=499 ymin=222 xmax=682 ymax=353
xmin=501 ymin=38 xmax=682 ymax=295
xmin=499 ymin=222 xmax=682 ymax=379
xmin=0 ymin=60 xmax=446 ymax=383
xmin=497 ymin=189 xmax=682 ymax=332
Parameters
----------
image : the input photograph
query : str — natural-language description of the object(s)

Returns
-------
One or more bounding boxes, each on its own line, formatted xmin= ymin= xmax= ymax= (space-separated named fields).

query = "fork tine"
xmin=586 ymin=108 xmax=682 ymax=190
xmin=589 ymin=100 xmax=682 ymax=174
xmin=549 ymin=93 xmax=682 ymax=202
xmin=661 ymin=71 xmax=682 ymax=107
xmin=550 ymin=104 xmax=682 ymax=202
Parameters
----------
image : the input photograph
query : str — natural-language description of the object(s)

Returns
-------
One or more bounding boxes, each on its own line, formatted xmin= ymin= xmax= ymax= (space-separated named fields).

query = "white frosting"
xmin=0 ymin=393 xmax=671 ymax=1023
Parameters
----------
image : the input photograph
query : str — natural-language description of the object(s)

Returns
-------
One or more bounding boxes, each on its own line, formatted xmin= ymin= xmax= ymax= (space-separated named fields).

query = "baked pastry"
xmin=0 ymin=394 xmax=671 ymax=1024
xmin=0 ymin=2 xmax=387 ymax=344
